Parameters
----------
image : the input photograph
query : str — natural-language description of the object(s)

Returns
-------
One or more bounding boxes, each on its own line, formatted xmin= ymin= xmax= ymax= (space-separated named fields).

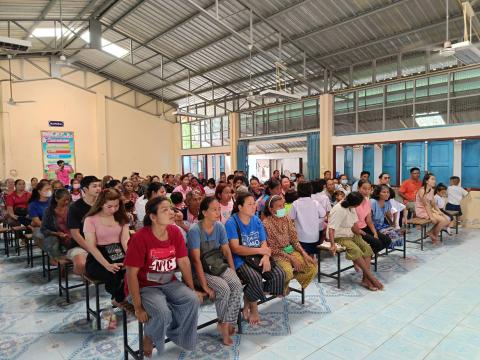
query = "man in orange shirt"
xmin=399 ymin=167 xmax=422 ymax=213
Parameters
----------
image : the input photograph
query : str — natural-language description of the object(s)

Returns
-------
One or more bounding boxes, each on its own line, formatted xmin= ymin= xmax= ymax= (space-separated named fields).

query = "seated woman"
xmin=215 ymin=183 xmax=234 ymax=224
xmin=187 ymin=197 xmax=242 ymax=346
xmin=6 ymin=179 xmax=31 ymax=226
xmin=289 ymin=182 xmax=327 ymax=256
xmin=83 ymin=189 xmax=130 ymax=307
xmin=263 ymin=195 xmax=317 ymax=293
xmin=327 ymin=192 xmax=384 ymax=291
xmin=256 ymin=179 xmax=282 ymax=218
xmin=28 ymin=181 xmax=52 ymax=229
xmin=70 ymin=179 xmax=82 ymax=202
xmin=225 ymin=192 xmax=285 ymax=326
xmin=125 ymin=196 xmax=201 ymax=357
xmin=370 ymin=185 xmax=403 ymax=248
xmin=355 ymin=180 xmax=391 ymax=253
xmin=415 ymin=174 xmax=450 ymax=244
xmin=40 ymin=189 xmax=71 ymax=260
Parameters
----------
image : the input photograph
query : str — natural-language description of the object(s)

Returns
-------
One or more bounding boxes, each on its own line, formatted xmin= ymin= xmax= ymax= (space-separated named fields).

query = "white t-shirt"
xmin=447 ymin=185 xmax=468 ymax=205
xmin=311 ymin=192 xmax=332 ymax=213
xmin=204 ymin=186 xmax=216 ymax=197
xmin=327 ymin=203 xmax=358 ymax=239
xmin=434 ymin=194 xmax=446 ymax=210
xmin=134 ymin=195 xmax=148 ymax=229
xmin=289 ymin=197 xmax=326 ymax=243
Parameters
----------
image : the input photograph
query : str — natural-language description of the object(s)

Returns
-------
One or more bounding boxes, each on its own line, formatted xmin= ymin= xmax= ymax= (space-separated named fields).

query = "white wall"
xmin=373 ymin=145 xmax=382 ymax=181
xmin=248 ymin=152 xmax=306 ymax=180
xmin=352 ymin=147 xmax=363 ymax=181
xmin=335 ymin=147 xmax=344 ymax=175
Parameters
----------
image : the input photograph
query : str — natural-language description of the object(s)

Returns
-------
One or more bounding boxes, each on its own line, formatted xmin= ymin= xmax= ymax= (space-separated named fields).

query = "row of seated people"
xmin=34 ymin=179 xmax=387 ymax=356
xmin=5 ymin=170 xmax=455 ymax=356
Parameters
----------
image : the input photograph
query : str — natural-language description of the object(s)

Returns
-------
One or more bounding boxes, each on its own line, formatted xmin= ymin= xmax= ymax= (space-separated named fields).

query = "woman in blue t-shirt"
xmin=28 ymin=181 xmax=52 ymax=227
xmin=187 ymin=197 xmax=242 ymax=346
xmin=225 ymin=192 xmax=285 ymax=326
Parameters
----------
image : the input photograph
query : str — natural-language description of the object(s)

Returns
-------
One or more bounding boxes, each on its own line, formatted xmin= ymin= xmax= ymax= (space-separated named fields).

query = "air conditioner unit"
xmin=0 ymin=36 xmax=31 ymax=52
xmin=452 ymin=41 xmax=480 ymax=65
xmin=259 ymin=89 xmax=302 ymax=100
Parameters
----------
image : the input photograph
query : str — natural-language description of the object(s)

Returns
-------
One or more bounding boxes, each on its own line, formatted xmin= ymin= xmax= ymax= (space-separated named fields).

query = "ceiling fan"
xmin=6 ymin=57 xmax=35 ymax=106
xmin=402 ymin=0 xmax=480 ymax=65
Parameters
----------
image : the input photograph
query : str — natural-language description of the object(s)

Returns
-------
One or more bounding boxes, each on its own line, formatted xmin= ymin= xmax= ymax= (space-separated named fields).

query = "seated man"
xmin=66 ymin=176 xmax=102 ymax=275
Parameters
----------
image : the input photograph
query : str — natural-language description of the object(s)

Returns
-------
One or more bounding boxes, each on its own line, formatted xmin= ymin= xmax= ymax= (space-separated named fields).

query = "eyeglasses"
xmin=383 ymin=176 xmax=391 ymax=179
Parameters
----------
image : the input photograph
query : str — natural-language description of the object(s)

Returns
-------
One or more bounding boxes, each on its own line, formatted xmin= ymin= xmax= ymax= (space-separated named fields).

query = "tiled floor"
xmin=1 ymin=228 xmax=479 ymax=359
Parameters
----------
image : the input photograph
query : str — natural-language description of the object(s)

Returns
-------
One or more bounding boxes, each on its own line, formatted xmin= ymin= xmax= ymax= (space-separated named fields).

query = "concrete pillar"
xmin=95 ymin=93 xmax=108 ymax=175
xmin=229 ymin=112 xmax=239 ymax=171
xmin=319 ymin=94 xmax=334 ymax=175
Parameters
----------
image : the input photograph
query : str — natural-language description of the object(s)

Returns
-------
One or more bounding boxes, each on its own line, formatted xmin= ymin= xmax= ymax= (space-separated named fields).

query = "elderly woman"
xmin=263 ymin=195 xmax=317 ymax=293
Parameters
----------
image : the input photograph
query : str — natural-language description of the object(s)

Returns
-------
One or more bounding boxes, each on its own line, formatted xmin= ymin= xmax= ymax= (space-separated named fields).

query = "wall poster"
xmin=41 ymin=131 xmax=76 ymax=179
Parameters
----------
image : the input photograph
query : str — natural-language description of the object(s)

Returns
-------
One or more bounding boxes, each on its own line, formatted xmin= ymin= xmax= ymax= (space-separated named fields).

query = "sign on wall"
xmin=41 ymin=131 xmax=76 ymax=179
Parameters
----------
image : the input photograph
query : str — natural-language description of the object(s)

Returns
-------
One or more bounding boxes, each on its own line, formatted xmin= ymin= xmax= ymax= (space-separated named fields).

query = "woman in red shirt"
xmin=6 ymin=179 xmax=31 ymax=226
xmin=125 ymin=197 xmax=202 ymax=357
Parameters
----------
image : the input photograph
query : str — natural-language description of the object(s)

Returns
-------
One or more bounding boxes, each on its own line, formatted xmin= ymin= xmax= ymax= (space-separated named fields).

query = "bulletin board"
xmin=41 ymin=131 xmax=76 ymax=179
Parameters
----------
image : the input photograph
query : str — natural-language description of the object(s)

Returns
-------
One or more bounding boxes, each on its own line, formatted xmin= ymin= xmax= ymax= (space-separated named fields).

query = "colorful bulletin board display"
xmin=41 ymin=131 xmax=76 ymax=179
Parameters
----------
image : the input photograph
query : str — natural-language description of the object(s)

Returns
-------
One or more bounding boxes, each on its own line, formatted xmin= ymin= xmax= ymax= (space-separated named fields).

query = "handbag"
xmin=98 ymin=243 xmax=125 ymax=263
xmin=233 ymin=216 xmax=276 ymax=272
xmin=198 ymin=221 xmax=228 ymax=276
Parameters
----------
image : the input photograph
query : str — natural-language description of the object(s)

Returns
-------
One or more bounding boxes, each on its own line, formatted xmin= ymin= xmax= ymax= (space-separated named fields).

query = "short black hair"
xmin=450 ymin=176 xmax=460 ymax=181
xmin=410 ymin=167 xmax=420 ymax=173
xmin=297 ymin=181 xmax=312 ymax=198
xmin=341 ymin=192 xmax=364 ymax=208
xmin=80 ymin=176 xmax=100 ymax=189
xmin=233 ymin=175 xmax=245 ymax=185
xmin=360 ymin=171 xmax=370 ymax=177
xmin=57 ymin=160 xmax=64 ymax=166
xmin=284 ymin=189 xmax=298 ymax=204
xmin=147 ymin=182 xmax=164 ymax=200
xmin=378 ymin=172 xmax=389 ymax=179
xmin=207 ymin=178 xmax=216 ymax=186
xmin=371 ymin=184 xmax=391 ymax=200
xmin=435 ymin=183 xmax=447 ymax=194
xmin=170 ymin=191 xmax=183 ymax=205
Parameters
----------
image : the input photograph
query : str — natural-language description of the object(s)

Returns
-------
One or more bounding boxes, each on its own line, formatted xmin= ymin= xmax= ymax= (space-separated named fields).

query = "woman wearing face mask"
xmin=256 ymin=179 xmax=282 ymax=218
xmin=84 ymin=189 xmax=130 ymax=306
xmin=263 ymin=195 xmax=317 ymax=293
xmin=415 ymin=174 xmax=450 ymax=244
xmin=338 ymin=174 xmax=351 ymax=195
xmin=70 ymin=178 xmax=82 ymax=202
xmin=28 ymin=181 xmax=52 ymax=228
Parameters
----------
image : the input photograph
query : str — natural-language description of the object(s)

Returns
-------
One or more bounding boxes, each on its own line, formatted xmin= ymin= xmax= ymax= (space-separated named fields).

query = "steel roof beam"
xmin=137 ymin=0 xmax=317 ymax=87
xmin=151 ymin=0 xmax=406 ymax=94
xmin=185 ymin=0 xmax=322 ymax=93
xmin=22 ymin=0 xmax=58 ymax=40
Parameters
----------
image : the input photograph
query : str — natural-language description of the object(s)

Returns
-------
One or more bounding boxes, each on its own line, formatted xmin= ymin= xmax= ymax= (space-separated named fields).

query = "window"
xmin=181 ymin=116 xmax=230 ymax=149
xmin=240 ymin=112 xmax=254 ymax=137
xmin=303 ymin=99 xmax=319 ymax=129
xmin=254 ymin=109 xmax=267 ymax=136
xmin=285 ymin=102 xmax=302 ymax=131
xmin=268 ymin=106 xmax=283 ymax=134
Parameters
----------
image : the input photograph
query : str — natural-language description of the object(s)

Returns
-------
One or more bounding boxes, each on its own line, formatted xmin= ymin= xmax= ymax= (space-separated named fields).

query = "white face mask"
xmin=44 ymin=190 xmax=52 ymax=198
xmin=341 ymin=179 xmax=348 ymax=185
xmin=73 ymin=184 xmax=81 ymax=190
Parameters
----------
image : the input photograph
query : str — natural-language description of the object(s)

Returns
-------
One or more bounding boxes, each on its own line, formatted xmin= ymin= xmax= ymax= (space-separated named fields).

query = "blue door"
xmin=344 ymin=147 xmax=353 ymax=181
xmin=462 ymin=139 xmax=480 ymax=188
xmin=428 ymin=140 xmax=453 ymax=186
xmin=363 ymin=145 xmax=375 ymax=179
xmin=402 ymin=142 xmax=425 ymax=182
xmin=382 ymin=144 xmax=398 ymax=185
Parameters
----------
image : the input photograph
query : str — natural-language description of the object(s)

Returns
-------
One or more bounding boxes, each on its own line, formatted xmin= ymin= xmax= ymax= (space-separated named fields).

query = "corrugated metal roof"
xmin=1 ymin=0 xmax=476 ymax=108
